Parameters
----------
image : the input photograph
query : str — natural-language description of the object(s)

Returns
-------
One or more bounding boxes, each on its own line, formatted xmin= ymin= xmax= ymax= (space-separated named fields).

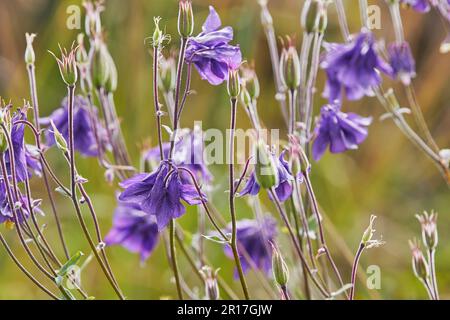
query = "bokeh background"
xmin=0 ymin=0 xmax=448 ymax=300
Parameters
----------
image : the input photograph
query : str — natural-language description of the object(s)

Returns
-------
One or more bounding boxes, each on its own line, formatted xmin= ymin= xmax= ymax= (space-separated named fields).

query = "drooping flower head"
xmin=144 ymin=127 xmax=212 ymax=183
xmin=119 ymin=161 xmax=206 ymax=230
xmin=312 ymin=104 xmax=372 ymax=161
xmin=322 ymin=30 xmax=392 ymax=102
xmin=105 ymin=200 xmax=159 ymax=262
xmin=186 ymin=6 xmax=242 ymax=85
xmin=240 ymin=150 xmax=295 ymax=203
xmin=224 ymin=218 xmax=277 ymax=275
xmin=42 ymin=95 xmax=108 ymax=158
xmin=388 ymin=41 xmax=416 ymax=85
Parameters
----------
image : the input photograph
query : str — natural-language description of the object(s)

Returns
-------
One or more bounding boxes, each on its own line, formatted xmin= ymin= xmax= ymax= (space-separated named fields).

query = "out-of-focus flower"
xmin=312 ymin=104 xmax=372 ymax=161
xmin=401 ymin=0 xmax=431 ymax=13
xmin=321 ymin=30 xmax=392 ymax=101
xmin=388 ymin=41 xmax=416 ymax=85
xmin=186 ymin=6 xmax=242 ymax=85
xmin=416 ymin=211 xmax=438 ymax=250
xmin=42 ymin=95 xmax=108 ymax=158
xmin=105 ymin=200 xmax=159 ymax=262
xmin=25 ymin=145 xmax=42 ymax=177
xmin=119 ymin=161 xmax=207 ymax=230
xmin=240 ymin=151 xmax=294 ymax=202
xmin=224 ymin=218 xmax=277 ymax=275
xmin=409 ymin=239 xmax=430 ymax=282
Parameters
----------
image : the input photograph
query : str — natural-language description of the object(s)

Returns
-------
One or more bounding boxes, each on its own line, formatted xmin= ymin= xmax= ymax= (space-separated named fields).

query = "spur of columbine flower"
xmin=143 ymin=127 xmax=212 ymax=183
xmin=223 ymin=217 xmax=277 ymax=276
xmin=388 ymin=41 xmax=416 ymax=85
xmin=41 ymin=95 xmax=108 ymax=158
xmin=118 ymin=161 xmax=207 ymax=230
xmin=312 ymin=104 xmax=372 ymax=161
xmin=240 ymin=150 xmax=295 ymax=203
xmin=321 ymin=30 xmax=392 ymax=101
xmin=105 ymin=199 xmax=159 ymax=262
xmin=185 ymin=6 xmax=242 ymax=85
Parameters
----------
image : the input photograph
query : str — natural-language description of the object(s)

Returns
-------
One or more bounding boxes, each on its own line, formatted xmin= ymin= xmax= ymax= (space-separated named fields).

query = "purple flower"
xmin=186 ymin=6 xmax=242 ymax=85
xmin=312 ymin=104 xmax=372 ymax=161
xmin=240 ymin=151 xmax=294 ymax=203
xmin=322 ymin=31 xmax=392 ymax=102
xmin=119 ymin=161 xmax=206 ymax=230
xmin=42 ymin=95 xmax=107 ymax=157
xmin=224 ymin=218 xmax=277 ymax=275
xmin=25 ymin=145 xmax=43 ymax=178
xmin=401 ymin=0 xmax=431 ymax=12
xmin=144 ymin=128 xmax=212 ymax=183
xmin=388 ymin=42 xmax=416 ymax=85
xmin=105 ymin=200 xmax=159 ymax=262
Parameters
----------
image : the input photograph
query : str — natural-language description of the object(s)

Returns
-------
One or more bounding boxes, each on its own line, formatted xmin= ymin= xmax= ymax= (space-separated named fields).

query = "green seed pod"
xmin=50 ymin=121 xmax=68 ymax=154
xmin=159 ymin=56 xmax=176 ymax=93
xmin=50 ymin=45 xmax=78 ymax=86
xmin=25 ymin=33 xmax=36 ymax=66
xmin=255 ymin=140 xmax=279 ymax=189
xmin=104 ymin=50 xmax=118 ymax=93
xmin=90 ymin=40 xmax=111 ymax=89
xmin=227 ymin=69 xmax=241 ymax=99
xmin=410 ymin=240 xmax=430 ymax=282
xmin=272 ymin=244 xmax=289 ymax=287
xmin=301 ymin=0 xmax=328 ymax=34
xmin=178 ymin=0 xmax=194 ymax=38
xmin=280 ymin=45 xmax=301 ymax=91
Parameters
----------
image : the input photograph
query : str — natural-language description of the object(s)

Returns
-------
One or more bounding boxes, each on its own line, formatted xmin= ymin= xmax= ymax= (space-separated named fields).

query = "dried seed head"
xmin=416 ymin=211 xmax=438 ymax=250
xmin=49 ymin=43 xmax=79 ymax=86
xmin=178 ymin=0 xmax=194 ymax=38
xmin=25 ymin=33 xmax=37 ymax=65
xmin=409 ymin=239 xmax=430 ymax=282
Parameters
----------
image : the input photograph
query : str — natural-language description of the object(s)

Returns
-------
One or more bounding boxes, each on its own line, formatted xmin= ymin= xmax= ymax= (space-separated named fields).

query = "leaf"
xmin=57 ymin=251 xmax=84 ymax=278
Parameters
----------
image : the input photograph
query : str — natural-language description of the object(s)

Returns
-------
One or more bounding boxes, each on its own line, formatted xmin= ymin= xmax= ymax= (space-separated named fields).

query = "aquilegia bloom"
xmin=186 ymin=6 xmax=242 ymax=85
xmin=312 ymin=104 xmax=372 ymax=161
xmin=322 ymin=30 xmax=392 ymax=102
xmin=105 ymin=200 xmax=159 ymax=262
xmin=388 ymin=42 xmax=416 ymax=85
xmin=224 ymin=218 xmax=277 ymax=275
xmin=119 ymin=161 xmax=206 ymax=230
xmin=42 ymin=95 xmax=107 ymax=157
xmin=240 ymin=151 xmax=294 ymax=203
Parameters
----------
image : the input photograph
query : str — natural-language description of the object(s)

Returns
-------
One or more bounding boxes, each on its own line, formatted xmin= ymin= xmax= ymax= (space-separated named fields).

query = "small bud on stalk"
xmin=416 ymin=211 xmax=438 ymax=250
xmin=49 ymin=44 xmax=79 ymax=86
xmin=280 ymin=42 xmax=301 ymax=92
xmin=200 ymin=266 xmax=220 ymax=300
xmin=271 ymin=243 xmax=289 ymax=288
xmin=301 ymin=0 xmax=328 ymax=34
xmin=227 ymin=68 xmax=241 ymax=99
xmin=178 ymin=0 xmax=194 ymax=38
xmin=25 ymin=33 xmax=36 ymax=66
xmin=255 ymin=140 xmax=279 ymax=189
xmin=409 ymin=240 xmax=430 ymax=283
xmin=240 ymin=66 xmax=260 ymax=101
xmin=51 ymin=121 xmax=69 ymax=154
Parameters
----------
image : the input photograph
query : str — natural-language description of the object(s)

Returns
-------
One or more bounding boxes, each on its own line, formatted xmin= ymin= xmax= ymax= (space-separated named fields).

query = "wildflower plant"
xmin=0 ymin=0 xmax=447 ymax=301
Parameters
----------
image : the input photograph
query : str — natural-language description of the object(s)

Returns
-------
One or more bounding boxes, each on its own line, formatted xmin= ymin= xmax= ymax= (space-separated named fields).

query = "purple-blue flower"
xmin=105 ymin=200 xmax=159 ymax=262
xmin=144 ymin=128 xmax=212 ymax=183
xmin=119 ymin=161 xmax=206 ymax=230
xmin=401 ymin=0 xmax=431 ymax=12
xmin=42 ymin=95 xmax=107 ymax=158
xmin=186 ymin=6 xmax=242 ymax=85
xmin=388 ymin=42 xmax=416 ymax=85
xmin=322 ymin=30 xmax=392 ymax=102
xmin=312 ymin=104 xmax=372 ymax=161
xmin=224 ymin=218 xmax=277 ymax=275
xmin=240 ymin=151 xmax=294 ymax=203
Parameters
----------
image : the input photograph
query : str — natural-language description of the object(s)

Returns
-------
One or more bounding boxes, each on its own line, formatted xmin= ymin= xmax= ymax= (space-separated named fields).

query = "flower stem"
xmin=229 ymin=97 xmax=250 ymax=300
xmin=334 ymin=0 xmax=350 ymax=41
xmin=359 ymin=0 xmax=369 ymax=29
xmin=170 ymin=220 xmax=183 ymax=300
xmin=153 ymin=46 xmax=165 ymax=160
xmin=428 ymin=249 xmax=440 ymax=300
xmin=349 ymin=243 xmax=365 ymax=300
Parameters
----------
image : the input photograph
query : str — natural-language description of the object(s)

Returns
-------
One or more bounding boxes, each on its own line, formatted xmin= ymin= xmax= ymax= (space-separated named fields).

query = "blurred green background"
xmin=0 ymin=0 xmax=448 ymax=300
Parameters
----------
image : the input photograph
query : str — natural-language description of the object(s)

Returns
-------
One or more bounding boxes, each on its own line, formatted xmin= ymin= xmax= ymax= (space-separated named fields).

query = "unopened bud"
xmin=227 ymin=68 xmax=241 ymax=99
xmin=200 ymin=266 xmax=220 ymax=300
xmin=50 ymin=121 xmax=68 ymax=154
xmin=25 ymin=33 xmax=36 ymax=65
xmin=255 ymin=140 xmax=279 ymax=189
xmin=416 ymin=211 xmax=438 ymax=250
xmin=271 ymin=243 xmax=289 ymax=287
xmin=280 ymin=44 xmax=301 ymax=91
xmin=241 ymin=66 xmax=260 ymax=101
xmin=409 ymin=240 xmax=429 ymax=282
xmin=301 ymin=0 xmax=328 ymax=34
xmin=90 ymin=40 xmax=112 ymax=89
xmin=178 ymin=0 xmax=194 ymax=38
xmin=76 ymin=34 xmax=89 ymax=65
xmin=159 ymin=55 xmax=176 ymax=92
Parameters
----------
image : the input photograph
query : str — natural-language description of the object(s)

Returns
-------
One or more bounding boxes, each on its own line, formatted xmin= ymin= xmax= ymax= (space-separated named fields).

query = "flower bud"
xmin=255 ymin=140 xmax=279 ymax=189
xmin=90 ymin=40 xmax=111 ymax=89
xmin=178 ymin=0 xmax=194 ymax=38
xmin=104 ymin=50 xmax=118 ymax=93
xmin=76 ymin=34 xmax=89 ymax=65
xmin=50 ymin=121 xmax=68 ymax=154
xmin=227 ymin=68 xmax=241 ymax=99
xmin=301 ymin=0 xmax=328 ymax=34
xmin=241 ymin=66 xmax=260 ymax=101
xmin=25 ymin=33 xmax=36 ymax=66
xmin=271 ymin=243 xmax=289 ymax=287
xmin=240 ymin=86 xmax=252 ymax=107
xmin=416 ymin=211 xmax=438 ymax=250
xmin=200 ymin=266 xmax=220 ymax=300
xmin=409 ymin=240 xmax=430 ymax=282
xmin=280 ymin=44 xmax=301 ymax=91
xmin=49 ymin=44 xmax=78 ymax=86
xmin=159 ymin=55 xmax=176 ymax=93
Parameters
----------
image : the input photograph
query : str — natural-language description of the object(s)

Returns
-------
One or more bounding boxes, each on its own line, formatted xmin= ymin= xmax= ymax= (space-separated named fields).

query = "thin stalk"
xmin=280 ymin=286 xmax=290 ymax=300
xmin=334 ymin=0 xmax=350 ymax=41
xmin=388 ymin=1 xmax=405 ymax=43
xmin=26 ymin=63 xmax=69 ymax=259
xmin=298 ymin=32 xmax=314 ymax=126
xmin=359 ymin=0 xmax=369 ymax=29
xmin=428 ymin=249 xmax=440 ymax=300
xmin=177 ymin=63 xmax=192 ymax=122
xmin=349 ymin=243 xmax=365 ymax=300
xmin=153 ymin=46 xmax=165 ymax=160
xmin=170 ymin=220 xmax=183 ymax=300
xmin=288 ymin=89 xmax=297 ymax=135
xmin=229 ymin=98 xmax=250 ymax=300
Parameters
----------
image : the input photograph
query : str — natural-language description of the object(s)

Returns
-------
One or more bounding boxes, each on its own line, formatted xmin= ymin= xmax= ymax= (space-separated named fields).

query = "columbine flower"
xmin=240 ymin=151 xmax=294 ymax=202
xmin=388 ymin=41 xmax=416 ymax=85
xmin=42 ymin=95 xmax=108 ymax=157
xmin=105 ymin=200 xmax=159 ymax=262
xmin=224 ymin=218 xmax=277 ymax=275
xmin=312 ymin=104 xmax=372 ymax=161
xmin=185 ymin=6 xmax=242 ymax=85
xmin=321 ymin=30 xmax=392 ymax=101
xmin=401 ymin=0 xmax=431 ymax=13
xmin=119 ymin=161 xmax=206 ymax=230
xmin=143 ymin=128 xmax=212 ymax=183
